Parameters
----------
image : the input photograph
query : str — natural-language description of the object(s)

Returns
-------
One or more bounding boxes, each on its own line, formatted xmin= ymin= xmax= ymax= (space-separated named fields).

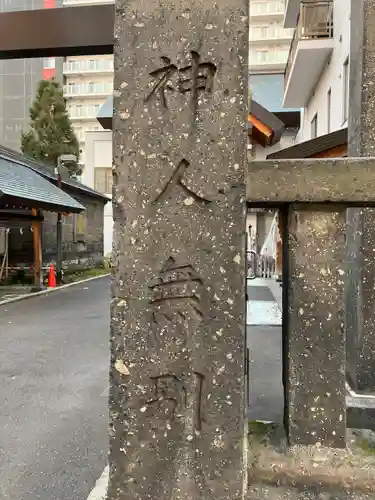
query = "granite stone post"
xmin=347 ymin=0 xmax=375 ymax=391
xmin=109 ymin=1 xmax=248 ymax=499
xmin=286 ymin=207 xmax=346 ymax=447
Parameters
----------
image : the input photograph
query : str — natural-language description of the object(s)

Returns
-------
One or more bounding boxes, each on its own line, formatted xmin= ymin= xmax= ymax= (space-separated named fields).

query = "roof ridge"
xmin=0 ymin=144 xmax=109 ymax=202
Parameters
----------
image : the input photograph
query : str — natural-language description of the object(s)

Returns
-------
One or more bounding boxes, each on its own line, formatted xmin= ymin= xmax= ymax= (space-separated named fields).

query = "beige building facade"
xmin=249 ymin=0 xmax=294 ymax=74
xmin=62 ymin=0 xmax=114 ymax=172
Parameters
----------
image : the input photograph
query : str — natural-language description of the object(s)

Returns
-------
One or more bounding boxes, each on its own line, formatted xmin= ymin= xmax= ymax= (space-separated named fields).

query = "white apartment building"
xmin=62 ymin=0 xmax=114 ymax=172
xmin=283 ymin=0 xmax=350 ymax=142
xmin=83 ymin=131 xmax=113 ymax=255
xmin=250 ymin=0 xmax=294 ymax=74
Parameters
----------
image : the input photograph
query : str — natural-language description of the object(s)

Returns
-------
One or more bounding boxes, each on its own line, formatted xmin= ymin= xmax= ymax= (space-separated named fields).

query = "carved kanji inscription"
xmin=146 ymin=374 xmax=186 ymax=422
xmin=144 ymin=56 xmax=177 ymax=109
xmin=146 ymin=372 xmax=205 ymax=431
xmin=145 ymin=52 xmax=217 ymax=110
xmin=149 ymin=256 xmax=204 ymax=325
xmin=153 ymin=159 xmax=211 ymax=207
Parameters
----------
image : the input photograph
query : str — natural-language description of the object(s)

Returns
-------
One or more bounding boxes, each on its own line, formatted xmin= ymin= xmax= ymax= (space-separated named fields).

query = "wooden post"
xmin=31 ymin=208 xmax=43 ymax=290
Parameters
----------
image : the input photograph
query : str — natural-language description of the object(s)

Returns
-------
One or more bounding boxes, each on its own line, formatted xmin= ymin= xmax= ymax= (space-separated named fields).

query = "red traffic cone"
xmin=47 ymin=264 xmax=56 ymax=288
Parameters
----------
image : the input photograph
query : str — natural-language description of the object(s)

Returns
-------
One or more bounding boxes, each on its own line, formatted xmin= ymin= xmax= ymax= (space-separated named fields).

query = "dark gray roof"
xmin=267 ymin=128 xmax=348 ymax=159
xmin=0 ymin=157 xmax=85 ymax=213
xmin=0 ymin=144 xmax=109 ymax=202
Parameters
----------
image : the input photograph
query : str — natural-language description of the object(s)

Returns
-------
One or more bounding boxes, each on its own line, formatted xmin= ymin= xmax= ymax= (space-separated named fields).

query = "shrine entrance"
xmin=2 ymin=2 xmax=375 ymax=500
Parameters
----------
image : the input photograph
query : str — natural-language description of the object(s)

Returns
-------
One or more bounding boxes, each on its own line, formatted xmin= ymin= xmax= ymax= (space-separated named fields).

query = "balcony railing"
xmin=64 ymin=82 xmax=113 ymax=96
xmin=63 ymin=0 xmax=114 ymax=5
xmin=68 ymin=106 xmax=101 ymax=119
xmin=63 ymin=59 xmax=114 ymax=74
xmin=250 ymin=1 xmax=285 ymax=16
xmin=285 ymin=0 xmax=333 ymax=85
xmin=250 ymin=50 xmax=289 ymax=69
xmin=250 ymin=27 xmax=294 ymax=42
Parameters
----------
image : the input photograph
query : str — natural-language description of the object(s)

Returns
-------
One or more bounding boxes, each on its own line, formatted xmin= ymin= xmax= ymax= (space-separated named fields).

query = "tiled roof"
xmin=0 ymin=144 xmax=109 ymax=202
xmin=267 ymin=128 xmax=348 ymax=159
xmin=0 ymin=157 xmax=85 ymax=213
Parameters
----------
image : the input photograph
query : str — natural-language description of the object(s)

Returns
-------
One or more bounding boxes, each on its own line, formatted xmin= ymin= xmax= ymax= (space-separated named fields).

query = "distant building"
xmin=0 ymin=0 xmax=62 ymax=152
xmin=249 ymin=0 xmax=294 ymax=75
xmin=83 ymin=130 xmax=113 ymax=256
xmin=0 ymin=144 xmax=108 ymax=275
xmin=282 ymin=0 xmax=349 ymax=143
xmin=62 ymin=0 xmax=114 ymax=174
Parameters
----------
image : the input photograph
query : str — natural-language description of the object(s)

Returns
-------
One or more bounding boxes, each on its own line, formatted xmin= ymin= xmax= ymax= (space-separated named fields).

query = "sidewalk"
xmin=246 ymin=278 xmax=282 ymax=326
xmin=247 ymin=278 xmax=283 ymax=423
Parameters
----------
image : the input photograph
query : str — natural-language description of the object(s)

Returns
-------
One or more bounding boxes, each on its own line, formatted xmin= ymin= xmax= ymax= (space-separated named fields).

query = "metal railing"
xmin=68 ymin=106 xmax=101 ymax=119
xmin=247 ymin=251 xmax=276 ymax=280
xmin=285 ymin=0 xmax=333 ymax=85
xmin=63 ymin=59 xmax=114 ymax=74
xmin=64 ymin=82 xmax=113 ymax=96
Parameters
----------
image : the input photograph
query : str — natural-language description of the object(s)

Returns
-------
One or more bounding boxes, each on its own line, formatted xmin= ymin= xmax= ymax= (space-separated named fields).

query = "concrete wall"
xmin=297 ymin=0 xmax=350 ymax=142
xmin=246 ymin=210 xmax=276 ymax=254
xmin=83 ymin=130 xmax=113 ymax=256
xmin=43 ymin=192 xmax=105 ymax=270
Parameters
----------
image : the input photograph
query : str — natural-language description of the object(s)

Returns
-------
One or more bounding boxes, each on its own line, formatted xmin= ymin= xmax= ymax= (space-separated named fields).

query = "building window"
xmin=255 ymin=50 xmax=267 ymax=62
xmin=311 ymin=113 xmax=318 ymax=139
xmin=43 ymin=57 xmax=55 ymax=69
xmin=95 ymin=167 xmax=113 ymax=194
xmin=73 ymin=213 xmax=86 ymax=240
xmin=343 ymin=57 xmax=349 ymax=123
xmin=327 ymin=88 xmax=331 ymax=133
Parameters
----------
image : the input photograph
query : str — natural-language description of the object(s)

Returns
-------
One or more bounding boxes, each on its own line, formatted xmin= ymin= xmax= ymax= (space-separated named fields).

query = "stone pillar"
xmin=109 ymin=1 xmax=248 ymax=499
xmin=286 ymin=207 xmax=346 ymax=447
xmin=347 ymin=0 xmax=375 ymax=391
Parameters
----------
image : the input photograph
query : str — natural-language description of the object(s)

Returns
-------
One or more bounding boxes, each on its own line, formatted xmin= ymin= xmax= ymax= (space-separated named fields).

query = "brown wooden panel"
xmin=311 ymin=144 xmax=347 ymax=158
xmin=0 ymin=5 xmax=114 ymax=59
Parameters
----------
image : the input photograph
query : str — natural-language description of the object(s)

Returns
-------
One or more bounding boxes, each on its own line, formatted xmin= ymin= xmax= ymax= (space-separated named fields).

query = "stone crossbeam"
xmin=247 ymin=158 xmax=375 ymax=205
xmin=0 ymin=5 xmax=114 ymax=59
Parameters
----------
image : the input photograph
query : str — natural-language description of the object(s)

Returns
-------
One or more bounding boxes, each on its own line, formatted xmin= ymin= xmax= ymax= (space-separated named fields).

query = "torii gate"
xmin=2 ymin=1 xmax=375 ymax=499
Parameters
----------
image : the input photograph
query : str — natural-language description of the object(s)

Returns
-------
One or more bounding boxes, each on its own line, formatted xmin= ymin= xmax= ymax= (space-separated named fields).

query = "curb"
xmin=0 ymin=273 xmax=110 ymax=307
xmin=87 ymin=466 xmax=109 ymax=500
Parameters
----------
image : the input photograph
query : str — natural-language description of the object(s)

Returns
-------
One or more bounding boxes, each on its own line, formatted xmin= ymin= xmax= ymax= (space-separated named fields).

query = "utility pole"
xmin=55 ymin=154 xmax=77 ymax=285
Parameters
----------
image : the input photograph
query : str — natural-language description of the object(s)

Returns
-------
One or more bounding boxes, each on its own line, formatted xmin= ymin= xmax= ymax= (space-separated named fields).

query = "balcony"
xmin=250 ymin=50 xmax=289 ymax=73
xmin=250 ymin=1 xmax=285 ymax=19
xmin=250 ymin=27 xmax=294 ymax=44
xmin=68 ymin=106 xmax=102 ymax=120
xmin=283 ymin=1 xmax=334 ymax=108
xmin=64 ymin=82 xmax=113 ymax=98
xmin=63 ymin=59 xmax=114 ymax=75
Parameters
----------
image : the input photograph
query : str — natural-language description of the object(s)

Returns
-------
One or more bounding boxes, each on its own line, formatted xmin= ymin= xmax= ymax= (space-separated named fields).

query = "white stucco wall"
xmin=84 ymin=130 xmax=113 ymax=256
xmin=297 ymin=0 xmax=350 ymax=142
xmin=252 ymin=128 xmax=298 ymax=160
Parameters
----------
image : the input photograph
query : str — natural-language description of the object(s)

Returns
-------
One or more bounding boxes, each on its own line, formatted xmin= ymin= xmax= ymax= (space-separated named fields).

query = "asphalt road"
xmin=0 ymin=276 xmax=110 ymax=500
xmin=247 ymin=325 xmax=283 ymax=424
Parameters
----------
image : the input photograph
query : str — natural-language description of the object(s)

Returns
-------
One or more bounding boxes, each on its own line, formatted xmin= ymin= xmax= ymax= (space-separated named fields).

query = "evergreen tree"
xmin=21 ymin=79 xmax=80 ymax=176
